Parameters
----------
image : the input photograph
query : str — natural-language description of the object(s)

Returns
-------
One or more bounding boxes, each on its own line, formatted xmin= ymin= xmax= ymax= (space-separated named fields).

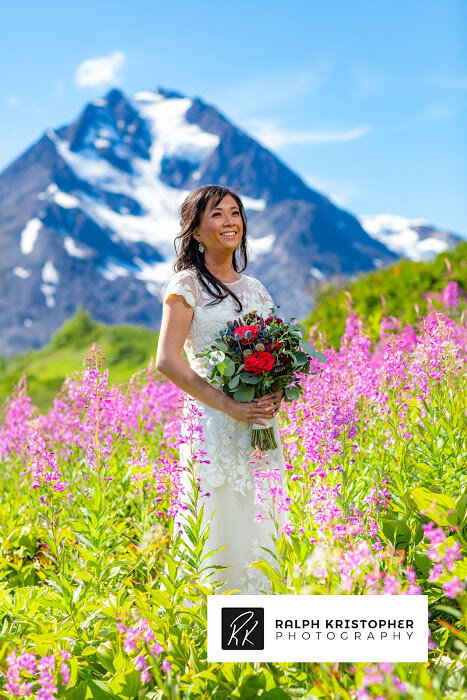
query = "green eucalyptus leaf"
xmin=213 ymin=339 xmax=229 ymax=352
xmin=232 ymin=384 xmax=256 ymax=402
xmin=301 ymin=341 xmax=327 ymax=362
xmin=228 ymin=374 xmax=241 ymax=389
xmin=285 ymin=385 xmax=301 ymax=401
xmin=222 ymin=357 xmax=235 ymax=377
xmin=295 ymin=351 xmax=308 ymax=366
xmin=240 ymin=372 xmax=262 ymax=384
xmin=294 ymin=324 xmax=306 ymax=337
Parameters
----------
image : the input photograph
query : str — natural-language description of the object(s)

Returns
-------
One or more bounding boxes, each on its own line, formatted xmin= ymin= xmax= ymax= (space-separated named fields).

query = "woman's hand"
xmin=224 ymin=388 xmax=284 ymax=425
xmin=262 ymin=388 xmax=284 ymax=416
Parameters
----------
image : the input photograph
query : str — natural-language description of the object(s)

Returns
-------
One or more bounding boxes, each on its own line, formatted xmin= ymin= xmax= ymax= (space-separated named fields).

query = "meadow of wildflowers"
xmin=0 ymin=280 xmax=465 ymax=699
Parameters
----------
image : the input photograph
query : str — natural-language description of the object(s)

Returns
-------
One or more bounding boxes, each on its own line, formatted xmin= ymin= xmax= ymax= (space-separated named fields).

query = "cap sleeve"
xmin=160 ymin=271 xmax=197 ymax=310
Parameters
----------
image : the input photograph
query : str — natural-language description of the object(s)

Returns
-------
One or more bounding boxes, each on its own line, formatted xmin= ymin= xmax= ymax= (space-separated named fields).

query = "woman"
xmin=156 ymin=185 xmax=288 ymax=594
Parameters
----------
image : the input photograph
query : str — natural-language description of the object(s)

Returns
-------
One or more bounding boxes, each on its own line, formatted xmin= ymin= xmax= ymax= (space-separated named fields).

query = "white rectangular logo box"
xmin=208 ymin=595 xmax=428 ymax=662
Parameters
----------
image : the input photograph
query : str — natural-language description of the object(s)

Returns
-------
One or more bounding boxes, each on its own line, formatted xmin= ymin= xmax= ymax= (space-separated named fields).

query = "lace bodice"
xmin=160 ymin=269 xmax=276 ymax=377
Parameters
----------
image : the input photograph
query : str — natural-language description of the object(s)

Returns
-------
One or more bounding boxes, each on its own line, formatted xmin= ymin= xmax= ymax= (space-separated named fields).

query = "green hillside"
xmin=0 ymin=305 xmax=160 ymax=414
xmin=1 ymin=239 xmax=465 ymax=414
xmin=301 ymin=239 xmax=467 ymax=349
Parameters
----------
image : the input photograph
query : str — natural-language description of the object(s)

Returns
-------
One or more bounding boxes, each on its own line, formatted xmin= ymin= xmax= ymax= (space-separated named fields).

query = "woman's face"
xmin=194 ymin=194 xmax=244 ymax=253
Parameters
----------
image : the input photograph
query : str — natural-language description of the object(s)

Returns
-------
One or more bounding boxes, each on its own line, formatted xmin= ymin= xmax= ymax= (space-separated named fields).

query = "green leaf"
xmin=455 ymin=489 xmax=467 ymax=521
xmin=381 ymin=518 xmax=411 ymax=549
xmin=228 ymin=375 xmax=241 ymax=390
xmin=411 ymin=488 xmax=458 ymax=528
xmin=414 ymin=552 xmax=432 ymax=578
xmin=285 ymin=385 xmax=301 ymax=401
xmin=65 ymin=682 xmax=87 ymax=700
xmin=213 ymin=339 xmax=229 ymax=352
xmin=250 ymin=560 xmax=285 ymax=589
xmin=295 ymin=351 xmax=308 ymax=366
xmin=232 ymin=385 xmax=256 ymax=402
xmin=294 ymin=324 xmax=306 ymax=337
xmin=222 ymin=357 xmax=236 ymax=377
xmin=240 ymin=372 xmax=262 ymax=384
xmin=301 ymin=340 xmax=327 ymax=362
xmin=261 ymin=688 xmax=292 ymax=699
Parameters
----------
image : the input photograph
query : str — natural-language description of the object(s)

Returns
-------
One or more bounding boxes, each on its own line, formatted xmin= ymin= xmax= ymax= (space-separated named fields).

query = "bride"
xmin=156 ymin=185 xmax=289 ymax=594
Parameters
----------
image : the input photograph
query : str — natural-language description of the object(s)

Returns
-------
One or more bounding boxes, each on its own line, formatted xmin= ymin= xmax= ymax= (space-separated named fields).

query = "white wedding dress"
xmin=161 ymin=269 xmax=289 ymax=594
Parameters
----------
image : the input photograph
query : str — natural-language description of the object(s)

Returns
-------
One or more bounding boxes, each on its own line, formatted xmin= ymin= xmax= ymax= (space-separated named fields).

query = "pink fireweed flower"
xmin=422 ymin=522 xmax=447 ymax=545
xmin=442 ymin=541 xmax=463 ymax=571
xmin=382 ymin=575 xmax=401 ymax=595
xmin=428 ymin=563 xmax=444 ymax=582
xmin=117 ymin=614 xmax=169 ymax=684
xmin=150 ymin=643 xmax=164 ymax=657
xmin=4 ymin=649 xmax=70 ymax=698
xmin=442 ymin=281 xmax=459 ymax=310
xmin=442 ymin=576 xmax=465 ymax=599
xmin=362 ymin=664 xmax=384 ymax=686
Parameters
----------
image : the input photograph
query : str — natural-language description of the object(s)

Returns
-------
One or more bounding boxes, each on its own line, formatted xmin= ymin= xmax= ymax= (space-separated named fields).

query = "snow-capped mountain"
xmin=0 ymin=86 xmax=400 ymax=358
xmin=359 ymin=214 xmax=462 ymax=262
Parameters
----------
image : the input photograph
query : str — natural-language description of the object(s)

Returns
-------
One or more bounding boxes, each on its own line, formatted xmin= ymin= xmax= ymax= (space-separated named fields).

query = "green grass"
xmin=301 ymin=238 xmax=467 ymax=349
xmin=0 ymin=306 xmax=160 ymax=414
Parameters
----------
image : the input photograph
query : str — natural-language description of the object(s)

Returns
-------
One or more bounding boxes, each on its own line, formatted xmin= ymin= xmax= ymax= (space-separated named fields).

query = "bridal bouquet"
xmin=194 ymin=305 xmax=327 ymax=451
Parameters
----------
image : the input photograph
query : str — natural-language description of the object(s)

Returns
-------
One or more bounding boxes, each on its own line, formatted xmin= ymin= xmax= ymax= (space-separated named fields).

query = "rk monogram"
xmin=221 ymin=608 xmax=265 ymax=650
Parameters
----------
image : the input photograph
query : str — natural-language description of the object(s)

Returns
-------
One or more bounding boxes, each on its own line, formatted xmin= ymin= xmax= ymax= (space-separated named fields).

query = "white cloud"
xmin=242 ymin=118 xmax=372 ymax=148
xmin=303 ymin=173 xmax=359 ymax=208
xmin=7 ymin=96 xmax=18 ymax=107
xmin=75 ymin=51 xmax=126 ymax=88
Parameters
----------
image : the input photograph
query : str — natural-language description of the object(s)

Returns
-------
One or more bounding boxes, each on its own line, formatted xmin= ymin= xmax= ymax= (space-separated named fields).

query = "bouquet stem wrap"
xmin=251 ymin=417 xmax=277 ymax=451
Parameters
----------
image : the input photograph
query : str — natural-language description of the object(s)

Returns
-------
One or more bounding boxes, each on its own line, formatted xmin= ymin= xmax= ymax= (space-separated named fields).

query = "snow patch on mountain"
xmin=20 ymin=218 xmax=42 ymax=255
xmin=38 ymin=184 xmax=80 ymax=209
xmin=359 ymin=213 xmax=451 ymax=261
xmin=13 ymin=267 xmax=31 ymax=279
xmin=40 ymin=260 xmax=60 ymax=308
xmin=248 ymin=233 xmax=275 ymax=261
xmin=63 ymin=237 xmax=90 ymax=258
xmin=132 ymin=91 xmax=220 ymax=173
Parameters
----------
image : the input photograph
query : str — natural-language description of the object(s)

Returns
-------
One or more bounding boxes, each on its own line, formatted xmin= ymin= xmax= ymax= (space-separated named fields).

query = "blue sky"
xmin=1 ymin=0 xmax=466 ymax=235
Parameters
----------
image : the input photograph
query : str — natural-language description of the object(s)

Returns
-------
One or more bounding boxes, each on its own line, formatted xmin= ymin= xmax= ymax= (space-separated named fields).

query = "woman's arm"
xmin=155 ymin=295 xmax=277 ymax=425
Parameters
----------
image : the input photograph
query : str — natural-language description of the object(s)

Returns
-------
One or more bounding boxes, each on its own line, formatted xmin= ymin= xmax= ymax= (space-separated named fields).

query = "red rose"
xmin=244 ymin=351 xmax=275 ymax=375
xmin=234 ymin=324 xmax=259 ymax=344
xmin=265 ymin=316 xmax=283 ymax=325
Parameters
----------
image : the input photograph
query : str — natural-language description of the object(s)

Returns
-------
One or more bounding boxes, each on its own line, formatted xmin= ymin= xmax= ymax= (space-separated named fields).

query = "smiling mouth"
xmin=220 ymin=231 xmax=237 ymax=238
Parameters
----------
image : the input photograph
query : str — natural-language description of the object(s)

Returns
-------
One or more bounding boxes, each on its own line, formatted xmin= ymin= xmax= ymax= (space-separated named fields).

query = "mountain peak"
xmin=0 ymin=85 xmax=426 ymax=358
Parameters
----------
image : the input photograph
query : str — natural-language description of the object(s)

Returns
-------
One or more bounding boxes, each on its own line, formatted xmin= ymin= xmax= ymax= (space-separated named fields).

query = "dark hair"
xmin=172 ymin=185 xmax=248 ymax=312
